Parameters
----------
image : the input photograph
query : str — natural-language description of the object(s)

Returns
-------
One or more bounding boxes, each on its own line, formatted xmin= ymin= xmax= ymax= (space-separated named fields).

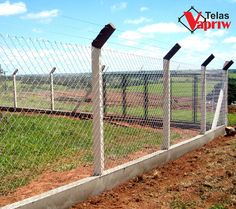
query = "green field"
xmin=0 ymin=80 xmax=217 ymax=123
xmin=108 ymin=81 xmax=217 ymax=97
xmin=0 ymin=113 xmax=183 ymax=195
xmin=0 ymin=105 xmax=232 ymax=195
xmin=228 ymin=113 xmax=236 ymax=126
xmin=229 ymin=72 xmax=236 ymax=79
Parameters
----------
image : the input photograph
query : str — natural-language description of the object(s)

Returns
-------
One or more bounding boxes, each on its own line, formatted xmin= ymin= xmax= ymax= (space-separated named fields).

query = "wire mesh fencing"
xmin=205 ymin=70 xmax=225 ymax=129
xmin=102 ymin=49 xmax=164 ymax=168
xmin=0 ymin=35 xmax=94 ymax=198
xmin=0 ymin=31 xmax=229 ymax=207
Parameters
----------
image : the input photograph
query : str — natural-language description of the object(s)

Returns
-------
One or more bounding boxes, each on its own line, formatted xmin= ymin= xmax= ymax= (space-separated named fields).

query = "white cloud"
xmin=111 ymin=2 xmax=127 ymax=12
xmin=32 ymin=28 xmax=42 ymax=33
xmin=180 ymin=35 xmax=214 ymax=52
xmin=214 ymin=50 xmax=236 ymax=64
xmin=140 ymin=7 xmax=149 ymax=12
xmin=205 ymin=30 xmax=226 ymax=38
xmin=223 ymin=36 xmax=236 ymax=43
xmin=118 ymin=22 xmax=187 ymax=47
xmin=23 ymin=9 xmax=59 ymax=23
xmin=119 ymin=30 xmax=143 ymax=40
xmin=138 ymin=22 xmax=186 ymax=34
xmin=118 ymin=30 xmax=144 ymax=47
xmin=124 ymin=17 xmax=151 ymax=25
xmin=0 ymin=1 xmax=27 ymax=16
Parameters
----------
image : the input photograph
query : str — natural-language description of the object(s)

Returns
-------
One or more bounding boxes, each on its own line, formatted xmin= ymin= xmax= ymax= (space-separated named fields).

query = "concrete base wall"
xmin=3 ymin=126 xmax=225 ymax=209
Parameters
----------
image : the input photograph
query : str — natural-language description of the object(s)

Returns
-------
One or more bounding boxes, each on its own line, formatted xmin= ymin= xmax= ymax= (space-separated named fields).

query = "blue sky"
xmin=0 ymin=0 xmax=236 ymax=69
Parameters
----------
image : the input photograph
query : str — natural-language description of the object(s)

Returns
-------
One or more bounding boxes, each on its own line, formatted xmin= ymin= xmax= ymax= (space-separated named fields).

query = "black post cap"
xmin=50 ymin=67 xmax=56 ymax=74
xmin=223 ymin=60 xmax=234 ymax=71
xmin=92 ymin=23 xmax=116 ymax=49
xmin=163 ymin=43 xmax=181 ymax=61
xmin=201 ymin=54 xmax=215 ymax=67
xmin=13 ymin=69 xmax=18 ymax=75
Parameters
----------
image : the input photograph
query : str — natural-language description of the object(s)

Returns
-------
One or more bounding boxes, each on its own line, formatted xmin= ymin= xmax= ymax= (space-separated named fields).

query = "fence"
xmin=0 ymin=24 xmax=234 ymax=207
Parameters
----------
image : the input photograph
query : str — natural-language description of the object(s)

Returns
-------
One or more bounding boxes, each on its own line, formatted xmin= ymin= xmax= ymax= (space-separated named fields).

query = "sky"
xmin=0 ymin=0 xmax=236 ymax=73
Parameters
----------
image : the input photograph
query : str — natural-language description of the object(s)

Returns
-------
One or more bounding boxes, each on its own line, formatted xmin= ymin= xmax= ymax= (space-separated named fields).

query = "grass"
xmin=0 ymin=79 xmax=218 ymax=119
xmin=209 ymin=204 xmax=227 ymax=209
xmin=0 ymin=78 xmax=230 ymax=194
xmin=170 ymin=199 xmax=196 ymax=209
xmin=110 ymin=82 xmax=217 ymax=97
xmin=105 ymin=105 xmax=214 ymax=123
xmin=0 ymin=113 xmax=182 ymax=194
xmin=229 ymin=72 xmax=236 ymax=79
xmin=228 ymin=113 xmax=236 ymax=126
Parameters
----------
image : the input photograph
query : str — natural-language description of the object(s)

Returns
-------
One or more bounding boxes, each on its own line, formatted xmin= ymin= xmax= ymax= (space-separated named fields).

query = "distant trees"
xmin=19 ymin=74 xmax=92 ymax=89
xmin=228 ymin=78 xmax=236 ymax=104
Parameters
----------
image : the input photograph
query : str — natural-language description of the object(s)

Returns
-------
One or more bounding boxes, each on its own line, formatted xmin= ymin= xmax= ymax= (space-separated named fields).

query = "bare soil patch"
xmin=72 ymin=135 xmax=236 ymax=209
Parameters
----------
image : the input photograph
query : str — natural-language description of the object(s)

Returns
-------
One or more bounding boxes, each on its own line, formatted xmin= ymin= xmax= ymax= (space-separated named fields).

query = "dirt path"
xmin=72 ymin=135 xmax=236 ymax=209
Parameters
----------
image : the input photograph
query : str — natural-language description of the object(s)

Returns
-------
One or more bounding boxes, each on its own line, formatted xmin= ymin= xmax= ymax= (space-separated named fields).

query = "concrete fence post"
xmin=200 ymin=54 xmax=215 ymax=134
xmin=50 ymin=67 xmax=56 ymax=111
xmin=222 ymin=60 xmax=234 ymax=126
xmin=211 ymin=89 xmax=224 ymax=130
xmin=12 ymin=69 xmax=18 ymax=110
xmin=162 ymin=43 xmax=181 ymax=150
xmin=91 ymin=23 xmax=115 ymax=176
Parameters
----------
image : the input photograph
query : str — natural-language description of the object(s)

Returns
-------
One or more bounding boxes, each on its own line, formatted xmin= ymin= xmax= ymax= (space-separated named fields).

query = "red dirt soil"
xmin=0 ymin=166 xmax=92 ymax=207
xmin=72 ymin=135 xmax=236 ymax=209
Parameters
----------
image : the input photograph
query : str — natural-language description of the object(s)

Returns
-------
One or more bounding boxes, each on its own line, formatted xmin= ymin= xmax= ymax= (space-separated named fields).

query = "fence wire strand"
xmin=0 ymin=34 xmax=227 ymax=206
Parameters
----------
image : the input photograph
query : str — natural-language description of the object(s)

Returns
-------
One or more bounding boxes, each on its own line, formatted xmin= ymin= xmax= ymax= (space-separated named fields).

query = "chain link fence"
xmin=0 ymin=35 xmax=94 ymax=198
xmin=102 ymin=49 xmax=164 ymax=168
xmin=0 ymin=27 xmax=230 ymax=207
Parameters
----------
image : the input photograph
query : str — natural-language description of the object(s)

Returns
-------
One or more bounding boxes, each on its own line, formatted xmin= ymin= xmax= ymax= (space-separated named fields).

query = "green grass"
xmin=0 ymin=113 xmax=182 ymax=194
xmin=110 ymin=81 xmax=217 ymax=97
xmin=209 ymin=204 xmax=227 ymax=209
xmin=229 ymin=72 xmax=236 ymax=79
xmin=170 ymin=199 xmax=196 ymax=209
xmin=228 ymin=113 xmax=236 ymax=126
xmin=0 ymin=79 xmax=218 ymax=118
xmin=104 ymin=105 xmax=214 ymax=123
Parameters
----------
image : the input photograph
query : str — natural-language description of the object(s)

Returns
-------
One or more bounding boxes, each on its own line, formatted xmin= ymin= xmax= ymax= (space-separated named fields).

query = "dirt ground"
xmin=229 ymin=105 xmax=236 ymax=113
xmin=72 ymin=135 xmax=236 ymax=209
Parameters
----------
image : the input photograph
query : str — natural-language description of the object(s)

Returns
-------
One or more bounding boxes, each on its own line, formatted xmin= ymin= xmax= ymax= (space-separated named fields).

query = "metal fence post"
xmin=162 ymin=43 xmax=181 ymax=150
xmin=200 ymin=54 xmax=215 ymax=134
xmin=91 ymin=23 xmax=115 ymax=176
xmin=222 ymin=60 xmax=234 ymax=126
xmin=50 ymin=67 xmax=56 ymax=111
xmin=12 ymin=69 xmax=18 ymax=110
xmin=144 ymin=74 xmax=149 ymax=120
xmin=193 ymin=75 xmax=198 ymax=123
xmin=121 ymin=74 xmax=127 ymax=117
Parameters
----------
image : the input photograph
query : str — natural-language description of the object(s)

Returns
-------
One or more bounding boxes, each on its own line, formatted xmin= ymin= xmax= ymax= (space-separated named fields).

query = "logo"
xmin=178 ymin=6 xmax=231 ymax=33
